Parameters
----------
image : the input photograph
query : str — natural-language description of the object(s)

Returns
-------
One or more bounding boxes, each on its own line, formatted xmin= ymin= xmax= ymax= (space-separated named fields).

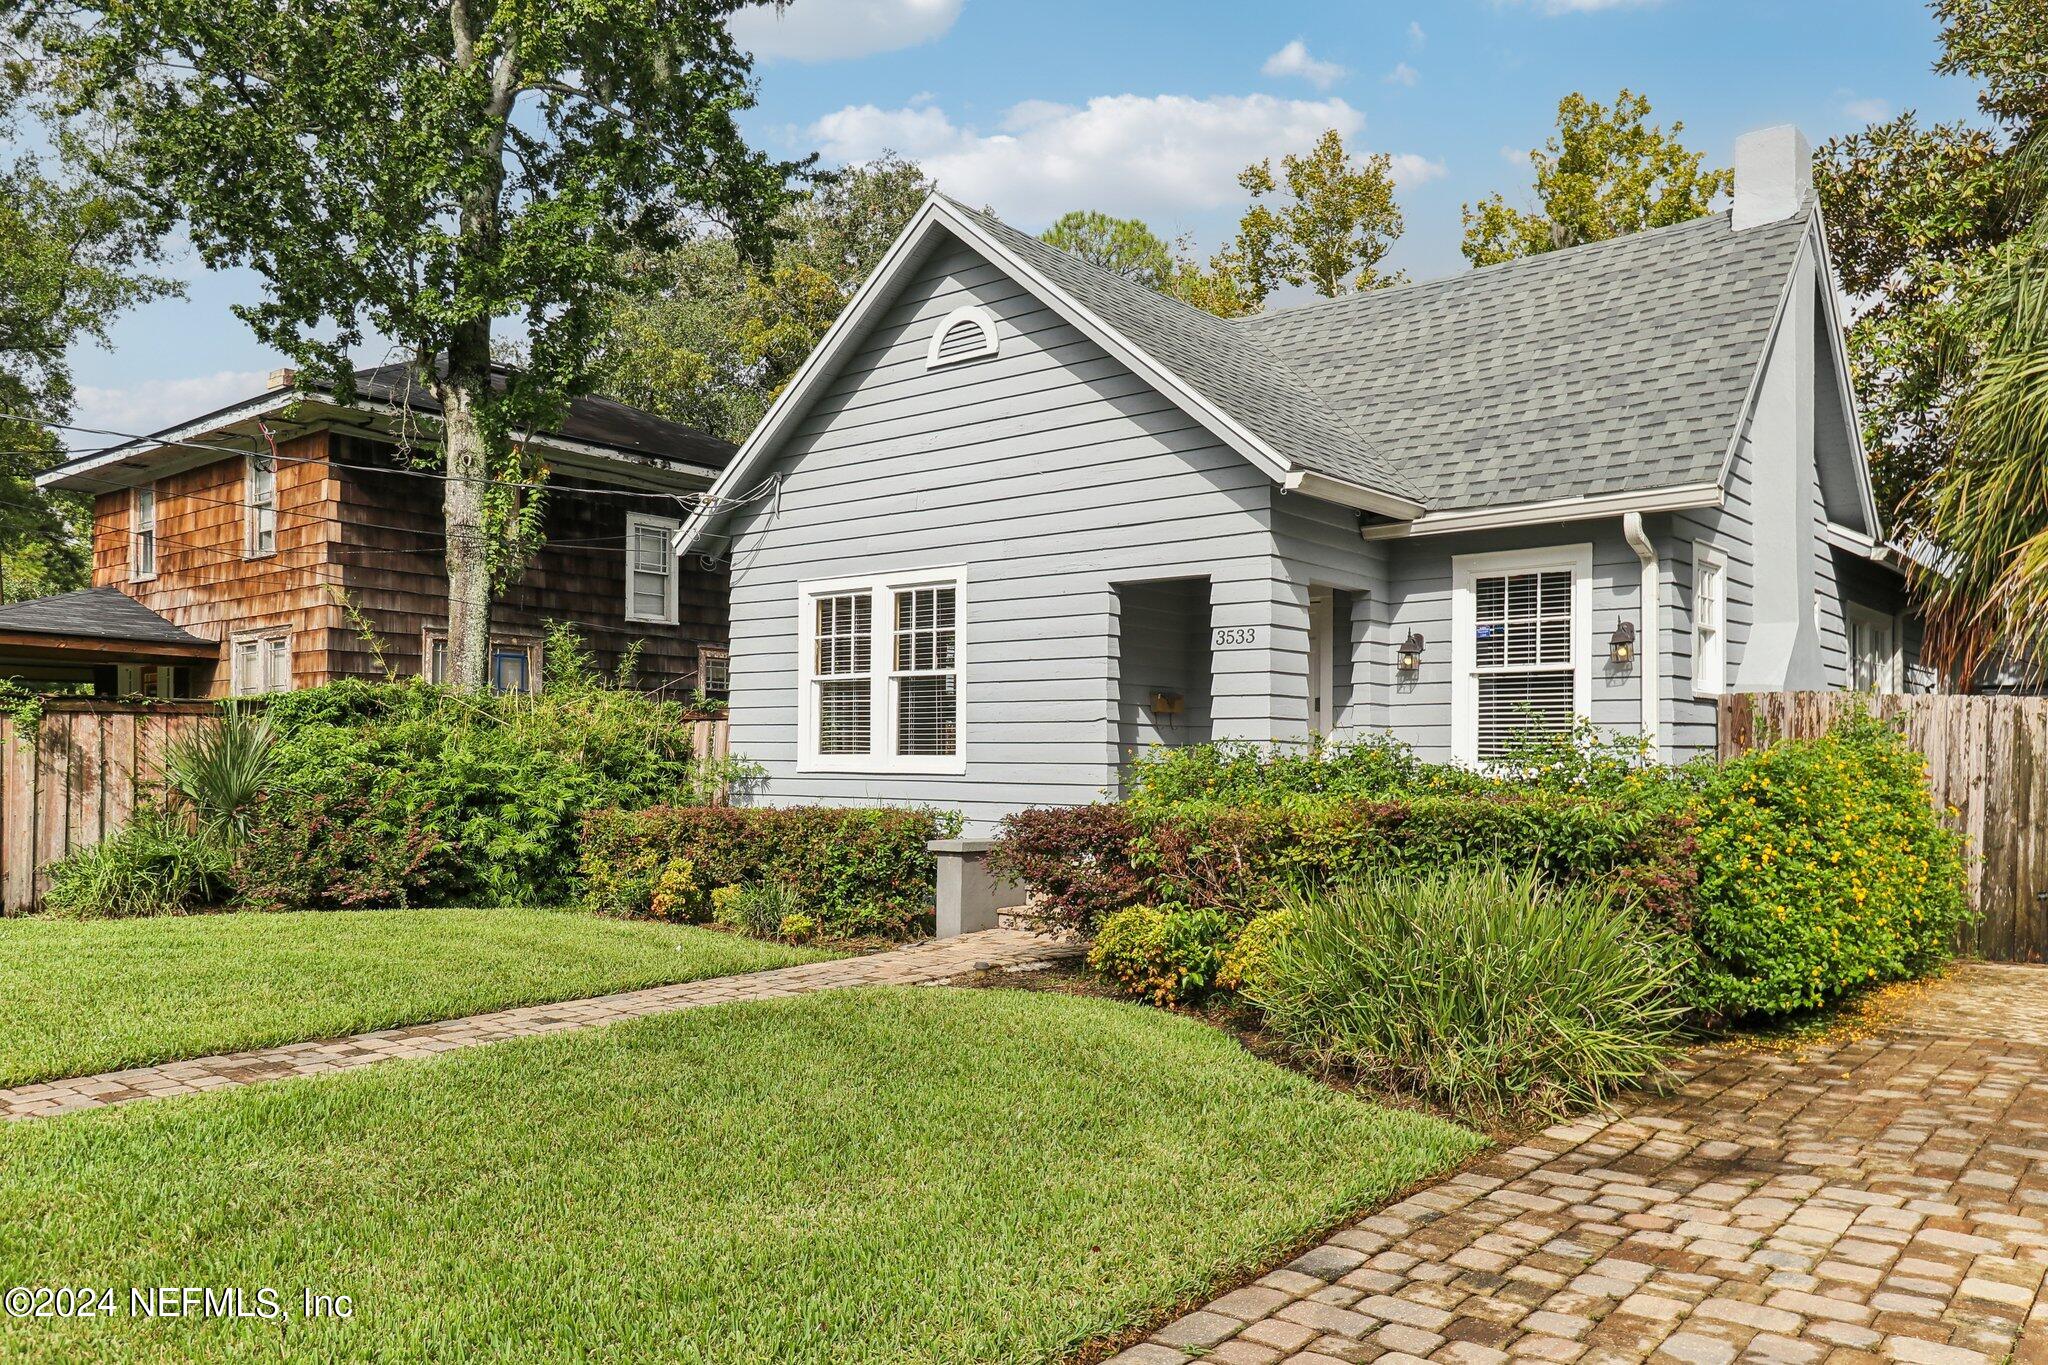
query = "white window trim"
xmin=130 ymin=484 xmax=158 ymax=583
xmin=230 ymin=629 xmax=292 ymax=696
xmin=1846 ymin=602 xmax=1903 ymax=694
xmin=1450 ymin=543 xmax=1594 ymax=767
xmin=244 ymin=454 xmax=277 ymax=559
xmin=796 ymin=566 xmax=968 ymax=776
xmin=925 ymin=305 xmax=999 ymax=369
xmin=1692 ymin=541 xmax=1728 ymax=698
xmin=624 ymin=512 xmax=681 ymax=625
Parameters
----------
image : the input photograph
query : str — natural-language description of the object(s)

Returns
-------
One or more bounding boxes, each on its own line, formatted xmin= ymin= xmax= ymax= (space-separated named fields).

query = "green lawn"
xmin=0 ymin=907 xmax=832 ymax=1088
xmin=0 ymin=988 xmax=1481 ymax=1364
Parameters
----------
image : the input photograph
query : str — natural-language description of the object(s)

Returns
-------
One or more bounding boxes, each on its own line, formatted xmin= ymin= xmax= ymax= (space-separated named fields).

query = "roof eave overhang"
xmin=39 ymin=394 xmax=722 ymax=495
xmin=675 ymin=194 xmax=1420 ymax=555
xmin=1282 ymin=471 xmax=1425 ymax=521
xmin=0 ymin=629 xmax=219 ymax=662
xmin=1359 ymin=481 xmax=1723 ymax=541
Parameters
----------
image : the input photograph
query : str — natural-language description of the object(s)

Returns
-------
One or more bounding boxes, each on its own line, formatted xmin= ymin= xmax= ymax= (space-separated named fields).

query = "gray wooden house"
xmin=678 ymin=125 xmax=1921 ymax=830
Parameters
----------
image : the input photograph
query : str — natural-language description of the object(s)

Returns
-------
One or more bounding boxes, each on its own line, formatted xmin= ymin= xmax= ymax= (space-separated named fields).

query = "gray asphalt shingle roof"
xmin=0 ymin=588 xmax=211 ymax=647
xmin=958 ymin=199 xmax=1811 ymax=513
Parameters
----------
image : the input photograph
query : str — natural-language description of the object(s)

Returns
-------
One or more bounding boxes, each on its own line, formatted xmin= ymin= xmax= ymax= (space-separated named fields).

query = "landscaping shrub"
xmin=710 ymin=881 xmax=804 ymax=939
xmin=983 ymin=804 xmax=1142 ymax=934
xmin=1121 ymin=736 xmax=1470 ymax=814
xmin=260 ymin=675 xmax=753 ymax=907
xmin=1690 ymin=711 xmax=1971 ymax=1018
xmin=43 ymin=807 xmax=234 ymax=920
xmin=1247 ymin=864 xmax=1688 ymax=1120
xmin=231 ymin=790 xmax=444 ymax=912
xmin=162 ymin=702 xmax=279 ymax=838
xmin=580 ymin=805 xmax=959 ymax=938
xmin=1215 ymin=908 xmax=1297 ymax=995
xmin=1086 ymin=904 xmax=1235 ymax=1005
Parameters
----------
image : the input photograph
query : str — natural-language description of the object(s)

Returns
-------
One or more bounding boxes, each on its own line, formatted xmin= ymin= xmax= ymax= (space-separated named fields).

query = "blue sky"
xmin=65 ymin=0 xmax=1985 ymax=444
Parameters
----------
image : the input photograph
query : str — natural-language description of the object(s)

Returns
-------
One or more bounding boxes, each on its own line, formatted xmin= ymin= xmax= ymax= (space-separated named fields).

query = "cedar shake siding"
xmin=89 ymin=431 xmax=726 ymax=695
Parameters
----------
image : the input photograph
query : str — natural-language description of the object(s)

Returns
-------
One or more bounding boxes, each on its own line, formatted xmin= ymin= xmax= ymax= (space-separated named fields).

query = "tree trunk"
xmin=438 ymin=337 xmax=494 ymax=692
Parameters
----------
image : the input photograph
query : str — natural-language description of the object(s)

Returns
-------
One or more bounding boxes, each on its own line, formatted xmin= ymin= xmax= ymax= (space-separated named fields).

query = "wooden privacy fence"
xmin=1718 ymin=692 xmax=2047 ymax=963
xmin=0 ymin=701 xmax=730 ymax=914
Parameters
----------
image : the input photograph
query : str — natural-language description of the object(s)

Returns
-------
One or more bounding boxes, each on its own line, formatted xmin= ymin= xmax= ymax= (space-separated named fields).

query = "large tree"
xmin=1229 ymin=128 xmax=1405 ymax=299
xmin=0 ymin=51 xmax=171 ymax=602
xmin=30 ymin=0 xmax=799 ymax=688
xmin=1040 ymin=211 xmax=1174 ymax=288
xmin=1462 ymin=90 xmax=1730 ymax=267
xmin=594 ymin=154 xmax=931 ymax=445
xmin=1815 ymin=0 xmax=2044 ymax=534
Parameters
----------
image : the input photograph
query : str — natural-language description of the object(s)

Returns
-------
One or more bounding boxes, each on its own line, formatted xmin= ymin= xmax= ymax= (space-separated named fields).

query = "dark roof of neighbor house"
xmin=953 ymin=200 xmax=1811 ymax=513
xmin=0 ymin=588 xmax=212 ymax=647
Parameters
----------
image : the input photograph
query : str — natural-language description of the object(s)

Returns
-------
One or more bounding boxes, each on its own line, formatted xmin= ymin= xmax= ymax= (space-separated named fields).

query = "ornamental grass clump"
xmin=1246 ymin=863 xmax=1688 ymax=1122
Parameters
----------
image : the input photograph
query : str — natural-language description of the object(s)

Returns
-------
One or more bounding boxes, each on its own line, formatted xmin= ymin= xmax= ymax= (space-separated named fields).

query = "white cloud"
xmin=811 ymin=93 xmax=1443 ymax=225
xmin=1499 ymin=0 xmax=1662 ymax=12
xmin=72 ymin=370 xmax=272 ymax=445
xmin=1840 ymin=94 xmax=1891 ymax=123
xmin=1500 ymin=144 xmax=1532 ymax=167
xmin=1407 ymin=21 xmax=1426 ymax=47
xmin=1384 ymin=62 xmax=1419 ymax=88
xmin=1261 ymin=39 xmax=1347 ymax=90
xmin=729 ymin=0 xmax=964 ymax=63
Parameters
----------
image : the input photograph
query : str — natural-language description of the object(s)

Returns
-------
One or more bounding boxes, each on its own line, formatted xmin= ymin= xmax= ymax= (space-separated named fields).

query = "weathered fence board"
xmin=1719 ymin=692 xmax=2048 ymax=963
xmin=0 ymin=703 xmax=732 ymax=914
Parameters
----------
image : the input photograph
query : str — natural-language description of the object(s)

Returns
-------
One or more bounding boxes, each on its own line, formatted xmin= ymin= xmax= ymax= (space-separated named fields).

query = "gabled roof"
xmin=39 ymin=363 xmax=734 ymax=495
xmin=0 ymin=588 xmax=213 ymax=648
xmin=1237 ymin=209 xmax=1811 ymax=510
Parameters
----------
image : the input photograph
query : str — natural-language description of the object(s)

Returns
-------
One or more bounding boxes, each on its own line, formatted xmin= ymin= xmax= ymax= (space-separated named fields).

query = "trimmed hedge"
xmin=579 ymin=805 xmax=961 ymax=938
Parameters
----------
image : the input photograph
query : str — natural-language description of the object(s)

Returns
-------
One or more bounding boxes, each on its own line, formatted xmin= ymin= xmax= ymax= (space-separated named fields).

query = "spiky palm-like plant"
xmin=162 ymin=702 xmax=279 ymax=840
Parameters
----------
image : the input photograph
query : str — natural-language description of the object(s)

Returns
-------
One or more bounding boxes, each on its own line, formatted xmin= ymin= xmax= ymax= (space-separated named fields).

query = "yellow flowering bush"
xmin=1692 ymin=712 xmax=1970 ymax=1017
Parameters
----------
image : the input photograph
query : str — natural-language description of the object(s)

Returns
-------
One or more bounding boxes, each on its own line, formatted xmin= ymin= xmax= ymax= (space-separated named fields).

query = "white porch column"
xmin=1208 ymin=565 xmax=1313 ymax=744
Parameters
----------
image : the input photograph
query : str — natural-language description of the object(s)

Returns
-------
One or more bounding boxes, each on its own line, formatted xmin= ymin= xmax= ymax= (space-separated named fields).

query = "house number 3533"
xmin=1213 ymin=627 xmax=1259 ymax=648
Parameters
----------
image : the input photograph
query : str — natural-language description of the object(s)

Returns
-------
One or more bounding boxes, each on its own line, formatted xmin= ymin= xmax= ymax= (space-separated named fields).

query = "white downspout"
xmin=1622 ymin=512 xmax=1660 ymax=761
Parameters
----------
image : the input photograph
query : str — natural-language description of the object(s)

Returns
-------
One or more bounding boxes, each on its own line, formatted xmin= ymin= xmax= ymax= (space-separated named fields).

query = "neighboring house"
xmin=676 ymin=125 xmax=1920 ymax=831
xmin=8 ymin=365 xmax=734 ymax=698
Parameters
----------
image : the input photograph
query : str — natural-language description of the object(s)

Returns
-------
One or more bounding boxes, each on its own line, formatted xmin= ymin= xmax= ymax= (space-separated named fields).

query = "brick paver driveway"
xmin=1115 ymin=964 xmax=2048 ymax=1365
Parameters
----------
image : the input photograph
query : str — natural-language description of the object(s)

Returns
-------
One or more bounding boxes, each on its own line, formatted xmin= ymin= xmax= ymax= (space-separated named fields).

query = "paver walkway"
xmin=0 ymin=928 xmax=1077 ymax=1121
xmin=1116 ymin=963 xmax=2048 ymax=1365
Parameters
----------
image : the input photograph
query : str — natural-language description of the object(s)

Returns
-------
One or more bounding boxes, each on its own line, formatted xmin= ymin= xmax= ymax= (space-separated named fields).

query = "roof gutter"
xmin=1281 ymin=471 xmax=1426 ymax=522
xmin=1360 ymin=481 xmax=1721 ymax=541
xmin=1622 ymin=512 xmax=1660 ymax=760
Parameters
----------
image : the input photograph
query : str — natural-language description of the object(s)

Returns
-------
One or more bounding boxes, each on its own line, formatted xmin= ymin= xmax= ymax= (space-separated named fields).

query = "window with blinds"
xmin=814 ymin=592 xmax=873 ymax=756
xmin=1693 ymin=544 xmax=1726 ymax=697
xmin=245 ymin=456 xmax=277 ymax=557
xmin=892 ymin=585 xmax=958 ymax=757
xmin=625 ymin=514 xmax=679 ymax=623
xmin=925 ymin=306 xmax=999 ymax=369
xmin=1471 ymin=568 xmax=1575 ymax=760
xmin=800 ymin=569 xmax=967 ymax=772
xmin=131 ymin=485 xmax=157 ymax=581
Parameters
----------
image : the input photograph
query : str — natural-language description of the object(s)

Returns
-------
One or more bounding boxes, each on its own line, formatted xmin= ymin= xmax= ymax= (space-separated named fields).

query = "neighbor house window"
xmin=1693 ymin=543 xmax=1727 ymax=697
xmin=130 ymin=484 xmax=157 ymax=581
xmin=1451 ymin=545 xmax=1592 ymax=765
xmin=697 ymin=645 xmax=730 ymax=695
xmin=798 ymin=568 xmax=966 ymax=774
xmin=245 ymin=455 xmax=277 ymax=556
xmin=231 ymin=630 xmax=291 ymax=695
xmin=925 ymin=306 xmax=999 ymax=369
xmin=1847 ymin=603 xmax=1900 ymax=693
xmin=625 ymin=513 xmax=680 ymax=624
xmin=424 ymin=629 xmax=540 ymax=693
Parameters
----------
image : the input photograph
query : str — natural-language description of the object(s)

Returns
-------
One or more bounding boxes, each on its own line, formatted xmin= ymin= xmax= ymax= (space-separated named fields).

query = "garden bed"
xmin=0 ymin=988 xmax=1480 ymax=1363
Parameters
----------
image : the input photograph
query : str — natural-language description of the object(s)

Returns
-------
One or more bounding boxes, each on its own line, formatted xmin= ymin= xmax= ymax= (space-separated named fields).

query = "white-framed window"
xmin=1847 ymin=603 xmax=1901 ymax=693
xmin=1451 ymin=544 xmax=1593 ymax=766
xmin=625 ymin=513 xmax=680 ymax=624
xmin=245 ymin=454 xmax=277 ymax=557
xmin=797 ymin=567 xmax=966 ymax=774
xmin=130 ymin=484 xmax=157 ymax=581
xmin=231 ymin=630 xmax=292 ymax=696
xmin=1692 ymin=542 xmax=1727 ymax=697
xmin=424 ymin=629 xmax=541 ymax=694
xmin=697 ymin=645 xmax=730 ymax=695
xmin=925 ymin=306 xmax=1000 ymax=369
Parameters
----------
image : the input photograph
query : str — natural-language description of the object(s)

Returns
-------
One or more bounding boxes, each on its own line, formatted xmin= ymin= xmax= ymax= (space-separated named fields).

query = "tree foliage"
xmin=1039 ymin=211 xmax=1174 ymax=288
xmin=28 ymin=0 xmax=798 ymax=685
xmin=1816 ymin=0 xmax=2044 ymax=534
xmin=1462 ymin=90 xmax=1730 ymax=268
xmin=593 ymin=155 xmax=932 ymax=444
xmin=1229 ymin=129 xmax=1405 ymax=298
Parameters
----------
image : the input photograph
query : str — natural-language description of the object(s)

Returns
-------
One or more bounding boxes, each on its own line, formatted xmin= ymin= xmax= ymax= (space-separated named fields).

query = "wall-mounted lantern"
xmin=1397 ymin=632 xmax=1425 ymax=671
xmin=1608 ymin=620 xmax=1637 ymax=665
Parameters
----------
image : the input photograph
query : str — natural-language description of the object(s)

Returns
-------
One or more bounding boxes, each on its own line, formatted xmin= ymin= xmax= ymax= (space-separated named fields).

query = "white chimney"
xmin=1732 ymin=125 xmax=1813 ymax=231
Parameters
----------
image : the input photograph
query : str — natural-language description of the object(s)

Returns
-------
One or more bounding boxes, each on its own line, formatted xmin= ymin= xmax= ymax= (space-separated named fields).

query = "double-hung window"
xmin=231 ymin=630 xmax=291 ymax=695
xmin=245 ymin=455 xmax=277 ymax=557
xmin=1847 ymin=603 xmax=1900 ymax=693
xmin=1693 ymin=543 xmax=1727 ymax=697
xmin=131 ymin=485 xmax=157 ymax=581
xmin=799 ymin=568 xmax=966 ymax=774
xmin=1451 ymin=545 xmax=1592 ymax=765
xmin=625 ymin=514 xmax=680 ymax=624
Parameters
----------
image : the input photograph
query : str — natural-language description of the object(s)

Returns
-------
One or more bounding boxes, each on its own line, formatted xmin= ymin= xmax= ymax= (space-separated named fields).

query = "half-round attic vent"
xmin=926 ymin=306 xmax=1000 ymax=369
